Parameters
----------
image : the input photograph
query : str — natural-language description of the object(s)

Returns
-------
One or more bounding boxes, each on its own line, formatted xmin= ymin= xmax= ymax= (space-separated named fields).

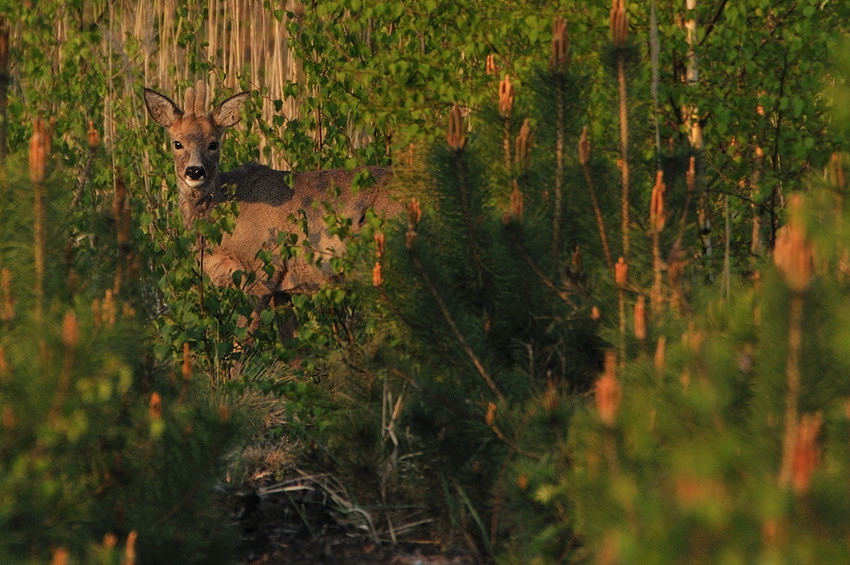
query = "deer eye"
xmin=173 ymin=140 xmax=183 ymax=150
xmin=208 ymin=141 xmax=219 ymax=151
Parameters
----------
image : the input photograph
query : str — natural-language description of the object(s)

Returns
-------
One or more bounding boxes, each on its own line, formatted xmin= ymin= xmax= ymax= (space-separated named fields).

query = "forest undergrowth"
xmin=2 ymin=1 xmax=850 ymax=563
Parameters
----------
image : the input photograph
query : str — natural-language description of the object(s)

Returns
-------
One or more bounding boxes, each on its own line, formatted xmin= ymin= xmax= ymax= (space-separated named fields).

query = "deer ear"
xmin=144 ymin=88 xmax=183 ymax=127
xmin=213 ymin=92 xmax=250 ymax=128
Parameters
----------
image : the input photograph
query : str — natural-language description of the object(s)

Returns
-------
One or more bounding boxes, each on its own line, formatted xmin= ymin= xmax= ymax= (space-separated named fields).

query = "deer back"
xmin=213 ymin=162 xmax=397 ymax=294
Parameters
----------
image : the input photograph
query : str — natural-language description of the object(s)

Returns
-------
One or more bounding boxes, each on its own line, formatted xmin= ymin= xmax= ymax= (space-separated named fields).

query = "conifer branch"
xmin=611 ymin=0 xmax=631 ymax=259
xmin=485 ymin=402 xmax=541 ymax=461
xmin=610 ymin=0 xmax=632 ymax=351
xmin=550 ymin=17 xmax=569 ymax=258
xmin=552 ymin=75 xmax=566 ymax=259
xmin=650 ymin=0 xmax=661 ymax=168
xmin=410 ymin=251 xmax=504 ymax=402
xmin=578 ymin=126 xmax=613 ymax=272
xmin=488 ymin=399 xmax=546 ymax=547
xmin=406 ymin=181 xmax=505 ymax=401
xmin=617 ymin=65 xmax=630 ymax=259
xmin=506 ymin=228 xmax=581 ymax=310
xmin=446 ymin=105 xmax=487 ymax=290
xmin=456 ymin=161 xmax=490 ymax=307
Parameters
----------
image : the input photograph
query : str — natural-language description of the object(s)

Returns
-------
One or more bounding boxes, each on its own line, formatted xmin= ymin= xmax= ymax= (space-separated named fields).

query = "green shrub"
xmin=0 ymin=122 xmax=242 ymax=564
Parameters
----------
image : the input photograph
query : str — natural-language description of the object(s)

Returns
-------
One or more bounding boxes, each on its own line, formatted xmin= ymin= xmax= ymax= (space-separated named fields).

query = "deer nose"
xmin=186 ymin=166 xmax=206 ymax=180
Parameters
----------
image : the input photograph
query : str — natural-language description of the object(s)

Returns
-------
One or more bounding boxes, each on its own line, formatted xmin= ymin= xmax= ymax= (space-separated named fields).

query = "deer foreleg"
xmin=201 ymin=250 xmax=245 ymax=288
xmin=201 ymin=250 xmax=294 ymax=343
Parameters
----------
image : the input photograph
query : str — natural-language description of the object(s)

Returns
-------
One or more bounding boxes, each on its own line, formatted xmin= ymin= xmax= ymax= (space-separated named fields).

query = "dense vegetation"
xmin=1 ymin=0 xmax=849 ymax=563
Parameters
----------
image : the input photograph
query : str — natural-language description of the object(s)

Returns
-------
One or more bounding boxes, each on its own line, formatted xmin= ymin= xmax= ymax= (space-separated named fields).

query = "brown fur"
xmin=144 ymin=80 xmax=399 ymax=330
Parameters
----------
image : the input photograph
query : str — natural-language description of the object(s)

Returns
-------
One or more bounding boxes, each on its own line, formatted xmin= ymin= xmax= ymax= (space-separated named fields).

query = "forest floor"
xmin=225 ymin=404 xmax=488 ymax=565
xmin=228 ymin=472 xmax=487 ymax=565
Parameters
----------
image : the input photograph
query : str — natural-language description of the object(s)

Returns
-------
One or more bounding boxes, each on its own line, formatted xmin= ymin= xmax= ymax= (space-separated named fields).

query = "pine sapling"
xmin=29 ymin=118 xmax=50 ymax=319
xmin=610 ymin=0 xmax=631 ymax=259
xmin=650 ymin=170 xmax=666 ymax=315
xmin=549 ymin=16 xmax=569 ymax=257
xmin=774 ymin=194 xmax=814 ymax=489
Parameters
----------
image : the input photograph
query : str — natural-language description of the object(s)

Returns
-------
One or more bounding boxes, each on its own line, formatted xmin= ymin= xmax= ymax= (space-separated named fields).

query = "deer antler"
xmin=183 ymin=80 xmax=208 ymax=117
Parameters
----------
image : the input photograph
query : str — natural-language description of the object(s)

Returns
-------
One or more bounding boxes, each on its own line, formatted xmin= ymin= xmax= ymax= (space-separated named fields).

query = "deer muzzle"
xmin=186 ymin=166 xmax=206 ymax=181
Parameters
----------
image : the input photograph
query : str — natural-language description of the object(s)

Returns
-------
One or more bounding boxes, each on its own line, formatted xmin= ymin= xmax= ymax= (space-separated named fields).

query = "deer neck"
xmin=177 ymin=173 xmax=225 ymax=231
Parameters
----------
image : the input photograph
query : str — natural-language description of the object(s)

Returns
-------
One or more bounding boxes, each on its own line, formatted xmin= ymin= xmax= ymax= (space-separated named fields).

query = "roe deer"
xmin=144 ymin=80 xmax=399 ymax=337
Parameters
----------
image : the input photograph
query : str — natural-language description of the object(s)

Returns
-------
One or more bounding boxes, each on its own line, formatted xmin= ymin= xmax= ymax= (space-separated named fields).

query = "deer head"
xmin=143 ymin=80 xmax=250 ymax=199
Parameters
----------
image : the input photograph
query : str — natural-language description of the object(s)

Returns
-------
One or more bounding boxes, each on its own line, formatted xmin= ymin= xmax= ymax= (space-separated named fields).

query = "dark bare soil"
xmin=230 ymin=474 xmax=487 ymax=565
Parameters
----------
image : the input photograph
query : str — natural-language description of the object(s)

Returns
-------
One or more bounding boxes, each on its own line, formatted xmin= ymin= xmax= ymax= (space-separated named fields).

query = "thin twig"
xmin=617 ymin=56 xmax=631 ymax=259
xmin=581 ymin=159 xmax=613 ymax=272
xmin=410 ymin=252 xmax=504 ymax=402
xmin=506 ymin=228 xmax=583 ymax=310
xmin=552 ymin=73 xmax=565 ymax=257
